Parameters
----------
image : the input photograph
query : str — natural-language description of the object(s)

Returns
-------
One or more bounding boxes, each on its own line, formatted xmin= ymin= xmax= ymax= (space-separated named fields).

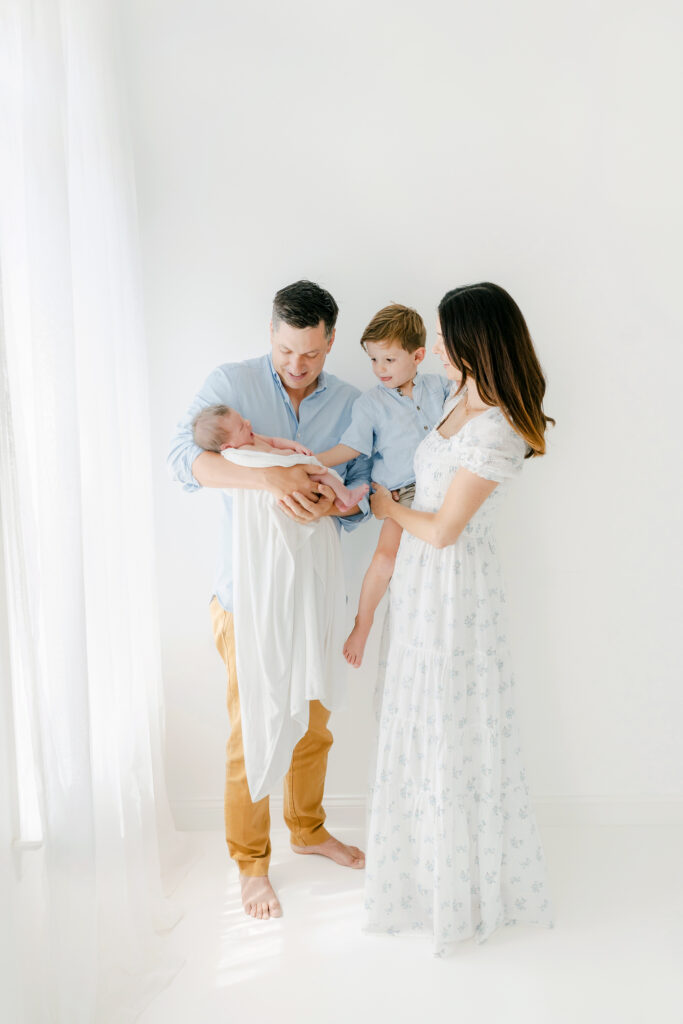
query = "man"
xmin=168 ymin=280 xmax=371 ymax=920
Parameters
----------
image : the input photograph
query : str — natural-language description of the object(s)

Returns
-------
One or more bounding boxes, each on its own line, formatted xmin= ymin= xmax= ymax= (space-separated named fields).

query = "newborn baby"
xmin=192 ymin=403 xmax=369 ymax=513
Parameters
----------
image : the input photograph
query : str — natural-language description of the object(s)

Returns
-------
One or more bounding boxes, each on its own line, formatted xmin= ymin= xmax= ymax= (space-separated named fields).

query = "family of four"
xmin=168 ymin=279 xmax=554 ymax=953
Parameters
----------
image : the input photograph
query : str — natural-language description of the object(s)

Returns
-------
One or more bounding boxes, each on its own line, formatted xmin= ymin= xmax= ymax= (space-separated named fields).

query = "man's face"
xmin=270 ymin=320 xmax=335 ymax=396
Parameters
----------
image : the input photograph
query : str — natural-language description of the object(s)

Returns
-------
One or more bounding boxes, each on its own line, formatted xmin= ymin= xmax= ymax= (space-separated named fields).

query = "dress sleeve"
xmin=458 ymin=412 xmax=528 ymax=483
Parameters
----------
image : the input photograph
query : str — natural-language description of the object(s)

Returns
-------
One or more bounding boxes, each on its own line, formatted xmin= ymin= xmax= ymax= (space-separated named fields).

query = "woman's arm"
xmin=315 ymin=443 xmax=361 ymax=467
xmin=370 ymin=469 xmax=498 ymax=549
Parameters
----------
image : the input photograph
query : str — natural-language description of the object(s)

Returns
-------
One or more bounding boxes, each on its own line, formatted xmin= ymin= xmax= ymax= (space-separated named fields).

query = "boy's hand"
xmin=278 ymin=484 xmax=336 ymax=523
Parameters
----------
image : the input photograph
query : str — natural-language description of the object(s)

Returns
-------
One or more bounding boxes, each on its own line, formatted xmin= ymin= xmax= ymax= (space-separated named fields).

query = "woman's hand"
xmin=370 ymin=483 xmax=395 ymax=521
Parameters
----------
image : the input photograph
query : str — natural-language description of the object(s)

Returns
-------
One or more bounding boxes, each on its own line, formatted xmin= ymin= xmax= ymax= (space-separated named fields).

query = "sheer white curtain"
xmin=0 ymin=1 xmax=188 ymax=1019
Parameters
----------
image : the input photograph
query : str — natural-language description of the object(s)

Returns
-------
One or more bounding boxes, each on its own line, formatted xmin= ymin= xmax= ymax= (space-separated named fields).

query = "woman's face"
xmin=433 ymin=319 xmax=462 ymax=383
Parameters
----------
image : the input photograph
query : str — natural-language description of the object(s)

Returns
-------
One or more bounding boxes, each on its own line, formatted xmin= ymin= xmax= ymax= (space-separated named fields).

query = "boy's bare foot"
xmin=291 ymin=834 xmax=365 ymax=868
xmin=240 ymin=874 xmax=282 ymax=919
xmin=343 ymin=619 xmax=371 ymax=667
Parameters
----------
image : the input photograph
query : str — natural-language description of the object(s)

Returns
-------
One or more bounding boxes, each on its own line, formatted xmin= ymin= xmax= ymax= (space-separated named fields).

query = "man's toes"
xmin=270 ymin=900 xmax=282 ymax=918
xmin=260 ymin=902 xmax=269 ymax=920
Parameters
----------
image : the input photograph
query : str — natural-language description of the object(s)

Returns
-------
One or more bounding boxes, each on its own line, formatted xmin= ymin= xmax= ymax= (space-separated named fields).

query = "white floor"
xmin=140 ymin=825 xmax=683 ymax=1024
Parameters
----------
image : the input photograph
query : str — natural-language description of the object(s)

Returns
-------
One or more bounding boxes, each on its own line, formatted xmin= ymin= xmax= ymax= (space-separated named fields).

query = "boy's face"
xmin=365 ymin=340 xmax=425 ymax=389
xmin=219 ymin=410 xmax=255 ymax=449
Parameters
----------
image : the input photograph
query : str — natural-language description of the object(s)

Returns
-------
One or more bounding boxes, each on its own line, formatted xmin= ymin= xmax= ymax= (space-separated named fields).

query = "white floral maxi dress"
xmin=364 ymin=394 xmax=553 ymax=951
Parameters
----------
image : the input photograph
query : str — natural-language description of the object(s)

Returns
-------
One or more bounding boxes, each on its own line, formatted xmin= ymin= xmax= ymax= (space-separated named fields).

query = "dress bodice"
xmin=411 ymin=392 xmax=528 ymax=537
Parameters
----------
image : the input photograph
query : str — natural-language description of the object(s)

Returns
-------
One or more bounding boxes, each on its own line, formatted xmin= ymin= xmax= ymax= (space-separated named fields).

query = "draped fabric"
xmin=222 ymin=448 xmax=347 ymax=802
xmin=0 ymin=1 xmax=187 ymax=1018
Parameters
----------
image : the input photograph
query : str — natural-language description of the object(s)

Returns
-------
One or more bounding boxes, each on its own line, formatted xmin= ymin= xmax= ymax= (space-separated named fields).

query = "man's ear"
xmin=326 ymin=328 xmax=336 ymax=352
xmin=414 ymin=346 xmax=426 ymax=365
xmin=269 ymin=320 xmax=274 ymax=343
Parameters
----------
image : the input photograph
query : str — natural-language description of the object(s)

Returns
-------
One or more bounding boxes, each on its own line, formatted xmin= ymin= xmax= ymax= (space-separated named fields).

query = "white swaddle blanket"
xmin=222 ymin=449 xmax=347 ymax=801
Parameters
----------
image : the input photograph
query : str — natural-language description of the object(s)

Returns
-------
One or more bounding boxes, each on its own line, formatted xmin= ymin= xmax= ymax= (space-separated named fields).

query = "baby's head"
xmin=192 ymin=404 xmax=254 ymax=451
xmin=360 ymin=304 xmax=427 ymax=389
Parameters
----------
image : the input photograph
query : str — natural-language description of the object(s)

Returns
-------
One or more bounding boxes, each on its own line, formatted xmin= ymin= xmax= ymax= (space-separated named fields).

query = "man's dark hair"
xmin=272 ymin=280 xmax=339 ymax=339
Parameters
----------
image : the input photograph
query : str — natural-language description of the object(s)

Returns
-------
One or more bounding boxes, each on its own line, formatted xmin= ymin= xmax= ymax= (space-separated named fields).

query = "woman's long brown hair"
xmin=438 ymin=283 xmax=554 ymax=457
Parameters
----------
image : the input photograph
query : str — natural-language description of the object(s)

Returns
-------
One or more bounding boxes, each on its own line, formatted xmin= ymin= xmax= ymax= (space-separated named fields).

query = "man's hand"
xmin=278 ymin=483 xmax=336 ymax=523
xmin=264 ymin=464 xmax=322 ymax=502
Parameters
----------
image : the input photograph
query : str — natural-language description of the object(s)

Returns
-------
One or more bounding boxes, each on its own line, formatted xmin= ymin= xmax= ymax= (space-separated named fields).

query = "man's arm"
xmin=167 ymin=366 xmax=323 ymax=503
xmin=193 ymin=450 xmax=323 ymax=499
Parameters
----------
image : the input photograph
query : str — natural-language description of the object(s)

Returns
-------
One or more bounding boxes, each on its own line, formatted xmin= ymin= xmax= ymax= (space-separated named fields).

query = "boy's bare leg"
xmin=344 ymin=518 xmax=403 ymax=667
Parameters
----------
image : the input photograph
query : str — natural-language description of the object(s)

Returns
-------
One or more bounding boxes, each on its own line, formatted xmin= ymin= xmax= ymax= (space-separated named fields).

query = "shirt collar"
xmin=381 ymin=371 xmax=420 ymax=397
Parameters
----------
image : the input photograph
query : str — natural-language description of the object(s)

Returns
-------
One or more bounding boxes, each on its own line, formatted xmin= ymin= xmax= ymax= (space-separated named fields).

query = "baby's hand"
xmin=288 ymin=441 xmax=313 ymax=456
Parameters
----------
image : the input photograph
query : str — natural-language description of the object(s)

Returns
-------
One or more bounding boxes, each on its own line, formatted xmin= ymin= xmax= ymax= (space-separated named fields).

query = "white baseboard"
xmin=170 ymin=794 xmax=683 ymax=832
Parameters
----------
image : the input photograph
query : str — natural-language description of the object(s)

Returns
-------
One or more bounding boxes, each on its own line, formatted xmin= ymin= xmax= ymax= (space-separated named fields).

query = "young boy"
xmin=192 ymin=404 xmax=369 ymax=513
xmin=316 ymin=304 xmax=451 ymax=666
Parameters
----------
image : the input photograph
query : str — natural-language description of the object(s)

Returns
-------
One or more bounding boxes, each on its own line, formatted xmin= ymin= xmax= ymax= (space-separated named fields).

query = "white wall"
xmin=120 ymin=0 xmax=683 ymax=824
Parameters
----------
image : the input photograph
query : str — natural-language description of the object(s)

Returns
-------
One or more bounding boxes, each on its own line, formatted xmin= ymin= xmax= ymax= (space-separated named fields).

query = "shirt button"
xmin=424 ymin=425 xmax=428 ymax=430
xmin=416 ymin=405 xmax=420 ymax=410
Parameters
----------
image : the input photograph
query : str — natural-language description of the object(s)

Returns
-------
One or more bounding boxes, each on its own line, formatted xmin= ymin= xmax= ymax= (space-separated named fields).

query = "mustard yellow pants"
xmin=210 ymin=597 xmax=332 ymax=876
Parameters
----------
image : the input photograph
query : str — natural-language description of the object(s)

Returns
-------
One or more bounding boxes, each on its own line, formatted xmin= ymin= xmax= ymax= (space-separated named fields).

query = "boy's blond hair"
xmin=360 ymin=304 xmax=426 ymax=353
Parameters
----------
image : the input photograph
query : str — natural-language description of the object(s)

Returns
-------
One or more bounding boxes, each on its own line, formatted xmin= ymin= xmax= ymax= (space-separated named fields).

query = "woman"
xmin=364 ymin=283 xmax=555 ymax=952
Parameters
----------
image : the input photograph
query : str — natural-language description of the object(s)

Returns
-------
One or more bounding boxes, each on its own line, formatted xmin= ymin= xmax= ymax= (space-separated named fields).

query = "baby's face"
xmin=365 ymin=340 xmax=424 ymax=390
xmin=220 ymin=410 xmax=255 ymax=449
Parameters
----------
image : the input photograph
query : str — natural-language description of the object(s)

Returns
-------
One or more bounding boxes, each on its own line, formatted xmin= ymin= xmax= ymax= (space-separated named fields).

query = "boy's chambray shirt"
xmin=339 ymin=372 xmax=452 ymax=490
xmin=168 ymin=354 xmax=372 ymax=612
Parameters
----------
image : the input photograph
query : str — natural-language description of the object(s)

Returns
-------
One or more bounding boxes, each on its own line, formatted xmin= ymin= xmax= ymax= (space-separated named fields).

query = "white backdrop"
xmin=120 ymin=0 xmax=683 ymax=825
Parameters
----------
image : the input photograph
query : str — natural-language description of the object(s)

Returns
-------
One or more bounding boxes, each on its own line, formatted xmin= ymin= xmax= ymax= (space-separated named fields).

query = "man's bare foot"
xmin=343 ymin=619 xmax=371 ymax=668
xmin=240 ymin=874 xmax=282 ymax=920
xmin=290 ymin=834 xmax=365 ymax=869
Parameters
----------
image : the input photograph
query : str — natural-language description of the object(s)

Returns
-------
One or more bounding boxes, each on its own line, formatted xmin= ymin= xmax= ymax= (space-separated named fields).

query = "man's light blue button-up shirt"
xmin=168 ymin=354 xmax=372 ymax=612
xmin=339 ymin=373 xmax=452 ymax=490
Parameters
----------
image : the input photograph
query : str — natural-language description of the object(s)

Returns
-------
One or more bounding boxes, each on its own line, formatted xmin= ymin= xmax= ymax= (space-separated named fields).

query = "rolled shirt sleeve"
xmin=166 ymin=367 xmax=240 ymax=492
xmin=335 ymin=450 xmax=372 ymax=530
